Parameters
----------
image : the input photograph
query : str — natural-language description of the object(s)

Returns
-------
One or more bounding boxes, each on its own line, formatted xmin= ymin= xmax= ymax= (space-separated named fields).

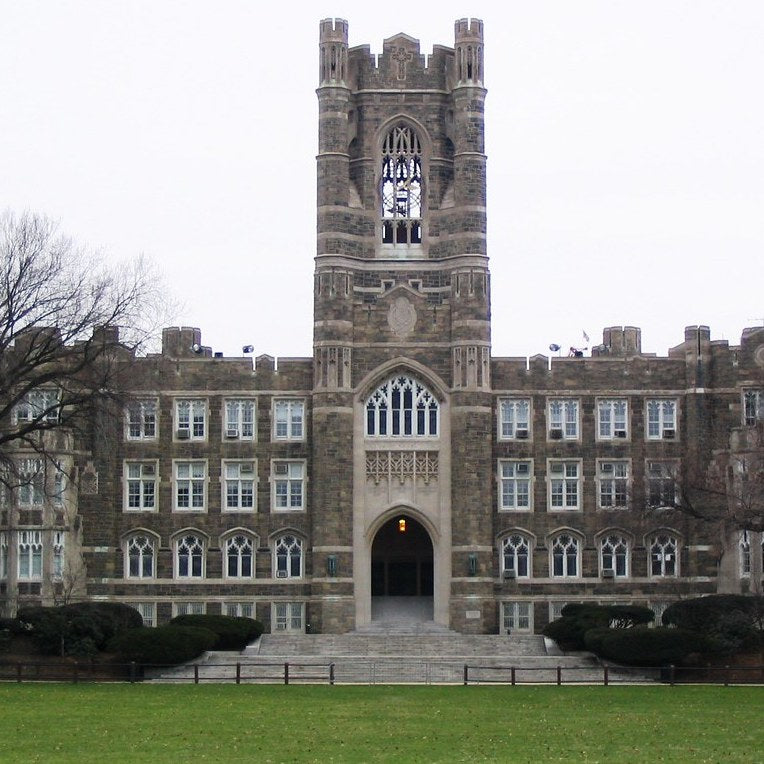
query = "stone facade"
xmin=1 ymin=19 xmax=762 ymax=634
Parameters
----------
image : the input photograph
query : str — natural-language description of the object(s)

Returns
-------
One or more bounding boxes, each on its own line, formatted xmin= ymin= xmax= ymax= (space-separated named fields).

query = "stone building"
xmin=1 ymin=18 xmax=762 ymax=633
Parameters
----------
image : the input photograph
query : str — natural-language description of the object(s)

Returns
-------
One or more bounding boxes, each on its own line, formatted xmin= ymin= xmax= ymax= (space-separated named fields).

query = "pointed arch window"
xmin=366 ymin=375 xmax=438 ymax=437
xmin=226 ymin=533 xmax=254 ymax=578
xmin=381 ymin=125 xmax=422 ymax=246
xmin=126 ymin=534 xmax=155 ymax=579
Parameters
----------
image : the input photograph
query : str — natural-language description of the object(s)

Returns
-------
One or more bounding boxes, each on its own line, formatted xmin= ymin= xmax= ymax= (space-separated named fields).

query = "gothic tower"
xmin=313 ymin=18 xmax=494 ymax=632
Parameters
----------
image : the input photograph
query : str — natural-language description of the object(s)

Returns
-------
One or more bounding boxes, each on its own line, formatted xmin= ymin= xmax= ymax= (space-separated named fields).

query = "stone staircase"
xmin=150 ymin=622 xmax=654 ymax=684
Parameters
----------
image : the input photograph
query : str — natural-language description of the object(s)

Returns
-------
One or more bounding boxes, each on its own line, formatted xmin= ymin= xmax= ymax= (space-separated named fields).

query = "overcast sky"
xmin=2 ymin=1 xmax=762 ymax=360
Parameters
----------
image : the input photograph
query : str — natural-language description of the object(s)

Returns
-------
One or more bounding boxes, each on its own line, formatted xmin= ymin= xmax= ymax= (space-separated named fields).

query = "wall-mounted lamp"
xmin=398 ymin=518 xmax=407 ymax=533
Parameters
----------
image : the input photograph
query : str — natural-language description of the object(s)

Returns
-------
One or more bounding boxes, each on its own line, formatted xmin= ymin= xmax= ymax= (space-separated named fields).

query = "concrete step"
xmin=250 ymin=634 xmax=549 ymax=658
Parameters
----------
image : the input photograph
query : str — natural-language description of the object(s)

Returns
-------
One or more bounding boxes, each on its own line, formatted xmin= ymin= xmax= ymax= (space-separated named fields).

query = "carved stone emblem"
xmin=387 ymin=296 xmax=416 ymax=338
xmin=754 ymin=344 xmax=764 ymax=368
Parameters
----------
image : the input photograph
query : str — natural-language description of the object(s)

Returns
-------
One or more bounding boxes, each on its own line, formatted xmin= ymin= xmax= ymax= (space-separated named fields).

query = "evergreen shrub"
xmin=107 ymin=625 xmax=217 ymax=666
xmin=168 ymin=614 xmax=263 ymax=650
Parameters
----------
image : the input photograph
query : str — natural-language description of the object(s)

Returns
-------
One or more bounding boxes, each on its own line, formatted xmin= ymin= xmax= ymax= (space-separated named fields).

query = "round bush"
xmin=596 ymin=627 xmax=706 ymax=666
xmin=0 ymin=617 xmax=27 ymax=636
xmin=544 ymin=605 xmax=612 ymax=650
xmin=583 ymin=627 xmax=614 ymax=655
xmin=169 ymin=614 xmax=263 ymax=650
xmin=107 ymin=626 xmax=218 ymax=666
xmin=605 ymin=605 xmax=654 ymax=629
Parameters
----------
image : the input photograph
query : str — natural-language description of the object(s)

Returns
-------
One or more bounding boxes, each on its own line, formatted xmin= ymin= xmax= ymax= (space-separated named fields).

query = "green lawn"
xmin=0 ymin=685 xmax=761 ymax=762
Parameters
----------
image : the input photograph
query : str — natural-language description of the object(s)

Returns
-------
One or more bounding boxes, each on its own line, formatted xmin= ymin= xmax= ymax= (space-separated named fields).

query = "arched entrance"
xmin=371 ymin=515 xmax=433 ymax=622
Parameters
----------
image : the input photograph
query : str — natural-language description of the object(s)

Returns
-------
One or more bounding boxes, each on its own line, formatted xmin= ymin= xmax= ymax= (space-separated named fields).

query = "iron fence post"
xmin=236 ymin=662 xmax=241 ymax=685
xmin=284 ymin=662 xmax=289 ymax=685
xmin=556 ymin=665 xmax=562 ymax=686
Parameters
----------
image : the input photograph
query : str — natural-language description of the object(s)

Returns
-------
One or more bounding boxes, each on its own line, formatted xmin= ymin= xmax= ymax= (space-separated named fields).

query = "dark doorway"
xmin=371 ymin=516 xmax=433 ymax=597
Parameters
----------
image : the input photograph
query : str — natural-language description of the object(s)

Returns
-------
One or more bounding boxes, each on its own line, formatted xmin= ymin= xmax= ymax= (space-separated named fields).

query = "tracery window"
xmin=739 ymin=530 xmax=751 ymax=577
xmin=650 ymin=534 xmax=678 ymax=577
xmin=126 ymin=535 xmax=155 ymax=579
xmin=501 ymin=534 xmax=530 ymax=578
xmin=52 ymin=530 xmax=65 ymax=579
xmin=551 ymin=533 xmax=579 ymax=577
xmin=274 ymin=535 xmax=302 ymax=579
xmin=18 ymin=530 xmax=43 ymax=579
xmin=225 ymin=534 xmax=254 ymax=578
xmin=176 ymin=534 xmax=205 ymax=578
xmin=381 ymin=125 xmax=422 ymax=246
xmin=600 ymin=534 xmax=629 ymax=577
xmin=366 ymin=375 xmax=438 ymax=437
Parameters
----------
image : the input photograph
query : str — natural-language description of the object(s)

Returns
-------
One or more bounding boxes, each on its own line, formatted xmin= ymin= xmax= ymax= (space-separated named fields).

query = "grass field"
xmin=0 ymin=684 xmax=762 ymax=762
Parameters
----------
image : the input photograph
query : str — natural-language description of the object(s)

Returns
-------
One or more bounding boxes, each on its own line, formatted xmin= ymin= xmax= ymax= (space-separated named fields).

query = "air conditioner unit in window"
xmin=225 ymin=428 xmax=239 ymax=438
xmin=275 ymin=463 xmax=289 ymax=476
xmin=602 ymin=569 xmax=615 ymax=578
xmin=240 ymin=464 xmax=254 ymax=474
xmin=503 ymin=570 xmax=516 ymax=579
xmin=516 ymin=463 xmax=530 ymax=475
xmin=176 ymin=428 xmax=190 ymax=440
xmin=515 ymin=429 xmax=529 ymax=440
xmin=143 ymin=464 xmax=156 ymax=476
xmin=550 ymin=463 xmax=565 ymax=475
xmin=549 ymin=429 xmax=563 ymax=440
xmin=601 ymin=462 xmax=614 ymax=473
xmin=614 ymin=430 xmax=627 ymax=438
xmin=276 ymin=570 xmax=288 ymax=578
xmin=663 ymin=429 xmax=675 ymax=439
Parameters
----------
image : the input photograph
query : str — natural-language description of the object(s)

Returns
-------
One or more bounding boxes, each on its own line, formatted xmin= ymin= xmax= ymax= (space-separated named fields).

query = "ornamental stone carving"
xmin=387 ymin=296 xmax=417 ymax=338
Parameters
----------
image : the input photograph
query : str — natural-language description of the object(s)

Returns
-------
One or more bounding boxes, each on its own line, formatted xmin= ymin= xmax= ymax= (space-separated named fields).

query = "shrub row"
xmin=169 ymin=614 xmax=263 ymax=650
xmin=16 ymin=603 xmax=143 ymax=657
xmin=542 ymin=604 xmax=654 ymax=651
xmin=108 ymin=626 xmax=218 ymax=666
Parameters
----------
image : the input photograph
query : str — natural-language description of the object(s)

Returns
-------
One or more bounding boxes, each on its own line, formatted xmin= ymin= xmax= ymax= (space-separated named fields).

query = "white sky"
xmin=2 ymin=1 xmax=762 ymax=359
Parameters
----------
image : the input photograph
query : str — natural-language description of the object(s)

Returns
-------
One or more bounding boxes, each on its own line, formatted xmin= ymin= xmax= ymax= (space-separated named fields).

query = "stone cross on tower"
xmin=392 ymin=46 xmax=413 ymax=79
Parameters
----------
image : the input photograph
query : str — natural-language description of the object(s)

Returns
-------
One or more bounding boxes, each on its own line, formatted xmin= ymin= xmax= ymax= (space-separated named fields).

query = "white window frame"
xmin=271 ymin=460 xmax=306 ymax=512
xmin=547 ymin=398 xmax=579 ymax=440
xmin=224 ymin=533 xmax=255 ymax=579
xmin=646 ymin=399 xmax=678 ymax=440
xmin=222 ymin=460 xmax=257 ymax=512
xmin=130 ymin=602 xmax=156 ymax=627
xmin=365 ymin=376 xmax=439 ymax=438
xmin=272 ymin=601 xmax=305 ymax=633
xmin=125 ymin=534 xmax=156 ymax=579
xmin=498 ymin=460 xmax=533 ymax=511
xmin=273 ymin=399 xmax=305 ymax=441
xmin=174 ymin=398 xmax=207 ymax=441
xmin=743 ymin=389 xmax=763 ymax=426
xmin=739 ymin=530 xmax=751 ymax=577
xmin=649 ymin=533 xmax=679 ymax=577
xmin=18 ymin=530 xmax=43 ymax=580
xmin=125 ymin=399 xmax=157 ymax=440
xmin=273 ymin=535 xmax=303 ymax=579
xmin=13 ymin=389 xmax=60 ymax=426
xmin=599 ymin=534 xmax=629 ymax=578
xmin=547 ymin=460 xmax=582 ymax=511
xmin=597 ymin=460 xmax=629 ymax=509
xmin=18 ymin=458 xmax=44 ymax=506
xmin=173 ymin=601 xmax=206 ymax=617
xmin=223 ymin=601 xmax=256 ymax=619
xmin=0 ymin=532 xmax=7 ymax=579
xmin=550 ymin=533 xmax=580 ymax=578
xmin=224 ymin=399 xmax=256 ymax=441
xmin=174 ymin=534 xmax=206 ymax=579
xmin=498 ymin=398 xmax=531 ymax=440
xmin=501 ymin=534 xmax=531 ymax=578
xmin=597 ymin=398 xmax=628 ymax=440
xmin=174 ymin=461 xmax=207 ymax=512
xmin=501 ymin=601 xmax=533 ymax=634
xmin=124 ymin=461 xmax=158 ymax=512
xmin=52 ymin=530 xmax=65 ymax=579
xmin=646 ymin=461 xmax=678 ymax=509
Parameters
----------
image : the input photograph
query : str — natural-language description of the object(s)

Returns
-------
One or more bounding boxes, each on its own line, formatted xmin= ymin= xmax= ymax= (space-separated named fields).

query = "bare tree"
xmin=658 ymin=423 xmax=764 ymax=594
xmin=0 ymin=210 xmax=165 ymax=486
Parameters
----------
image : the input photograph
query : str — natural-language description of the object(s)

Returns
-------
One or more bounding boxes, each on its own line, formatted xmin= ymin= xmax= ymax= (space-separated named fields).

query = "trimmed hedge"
xmin=168 ymin=614 xmax=263 ymax=650
xmin=107 ymin=626 xmax=217 ymax=666
xmin=545 ymin=604 xmax=646 ymax=651
xmin=663 ymin=595 xmax=764 ymax=656
xmin=17 ymin=603 xmax=143 ymax=657
xmin=593 ymin=627 xmax=707 ymax=666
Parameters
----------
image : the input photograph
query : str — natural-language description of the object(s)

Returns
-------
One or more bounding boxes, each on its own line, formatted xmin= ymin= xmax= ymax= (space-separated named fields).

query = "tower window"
xmin=381 ymin=125 xmax=422 ymax=246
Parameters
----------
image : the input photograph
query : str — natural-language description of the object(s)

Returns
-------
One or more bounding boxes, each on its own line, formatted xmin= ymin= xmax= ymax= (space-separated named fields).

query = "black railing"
xmin=1 ymin=660 xmax=762 ymax=685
